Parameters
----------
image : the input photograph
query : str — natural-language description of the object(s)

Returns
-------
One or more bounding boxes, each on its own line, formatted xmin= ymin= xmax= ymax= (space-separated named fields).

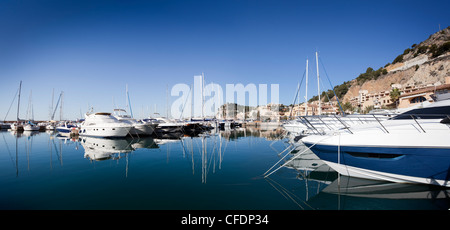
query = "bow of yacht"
xmin=301 ymin=98 xmax=450 ymax=187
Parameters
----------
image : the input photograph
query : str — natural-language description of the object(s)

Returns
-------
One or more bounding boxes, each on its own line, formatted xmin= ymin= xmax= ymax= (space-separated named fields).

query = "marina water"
xmin=1 ymin=128 xmax=449 ymax=210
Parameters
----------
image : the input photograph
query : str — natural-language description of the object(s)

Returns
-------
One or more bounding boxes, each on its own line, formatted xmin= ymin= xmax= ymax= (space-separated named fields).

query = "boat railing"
xmin=298 ymin=116 xmax=322 ymax=135
xmin=386 ymin=113 xmax=450 ymax=134
xmin=362 ymin=113 xmax=449 ymax=134
xmin=296 ymin=114 xmax=393 ymax=135
xmin=372 ymin=114 xmax=389 ymax=134
xmin=295 ymin=113 xmax=449 ymax=135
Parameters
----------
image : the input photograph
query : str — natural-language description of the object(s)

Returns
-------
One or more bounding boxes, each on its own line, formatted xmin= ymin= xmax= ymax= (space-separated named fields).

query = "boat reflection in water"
xmin=314 ymin=176 xmax=450 ymax=210
xmin=81 ymin=137 xmax=134 ymax=161
xmin=80 ymin=136 xmax=159 ymax=161
xmin=266 ymin=132 xmax=450 ymax=210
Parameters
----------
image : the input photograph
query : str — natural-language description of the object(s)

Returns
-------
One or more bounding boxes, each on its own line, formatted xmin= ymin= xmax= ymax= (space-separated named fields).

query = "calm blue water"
xmin=1 ymin=128 xmax=449 ymax=210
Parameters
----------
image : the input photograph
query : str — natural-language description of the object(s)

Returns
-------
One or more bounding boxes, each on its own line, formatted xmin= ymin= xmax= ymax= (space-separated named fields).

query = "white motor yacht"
xmin=145 ymin=117 xmax=183 ymax=133
xmin=113 ymin=109 xmax=157 ymax=136
xmin=10 ymin=122 xmax=23 ymax=131
xmin=56 ymin=122 xmax=79 ymax=136
xmin=79 ymin=112 xmax=132 ymax=137
xmin=301 ymin=99 xmax=450 ymax=187
xmin=0 ymin=122 xmax=11 ymax=129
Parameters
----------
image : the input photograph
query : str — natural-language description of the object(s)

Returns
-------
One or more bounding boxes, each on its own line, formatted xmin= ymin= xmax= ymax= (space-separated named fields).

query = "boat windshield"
xmin=391 ymin=105 xmax=450 ymax=120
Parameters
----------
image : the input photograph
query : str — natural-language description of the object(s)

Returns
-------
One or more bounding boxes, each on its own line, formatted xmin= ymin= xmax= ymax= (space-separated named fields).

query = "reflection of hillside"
xmin=219 ymin=127 xmax=286 ymax=141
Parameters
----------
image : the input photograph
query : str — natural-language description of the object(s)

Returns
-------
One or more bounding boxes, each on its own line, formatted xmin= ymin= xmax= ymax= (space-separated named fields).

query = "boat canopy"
xmin=391 ymin=100 xmax=450 ymax=120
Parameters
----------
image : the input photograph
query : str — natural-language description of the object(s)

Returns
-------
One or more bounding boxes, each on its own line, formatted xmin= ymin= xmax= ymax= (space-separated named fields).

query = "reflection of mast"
xmin=202 ymin=136 xmax=206 ymax=183
xmin=49 ymin=133 xmax=53 ymax=170
xmin=16 ymin=133 xmax=19 ymax=176
xmin=219 ymin=133 xmax=222 ymax=170
xmin=179 ymin=132 xmax=230 ymax=183
xmin=265 ymin=177 xmax=312 ymax=210
xmin=125 ymin=153 xmax=129 ymax=178
xmin=50 ymin=137 xmax=64 ymax=167
xmin=26 ymin=134 xmax=31 ymax=171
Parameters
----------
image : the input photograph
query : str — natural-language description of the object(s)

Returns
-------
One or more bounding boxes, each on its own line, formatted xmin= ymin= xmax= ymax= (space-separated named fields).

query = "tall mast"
xmin=316 ymin=52 xmax=321 ymax=115
xmin=60 ymin=91 xmax=64 ymax=121
xmin=27 ymin=90 xmax=33 ymax=121
xmin=17 ymin=81 xmax=22 ymax=122
xmin=201 ymin=72 xmax=205 ymax=119
xmin=126 ymin=84 xmax=128 ymax=109
xmin=305 ymin=59 xmax=308 ymax=116
xmin=166 ymin=84 xmax=169 ymax=118
xmin=191 ymin=84 xmax=194 ymax=120
xmin=50 ymin=88 xmax=54 ymax=120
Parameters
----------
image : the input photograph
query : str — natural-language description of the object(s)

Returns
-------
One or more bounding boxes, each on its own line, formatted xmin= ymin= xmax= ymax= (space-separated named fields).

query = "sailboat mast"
xmin=27 ymin=90 xmax=33 ymax=121
xmin=126 ymin=84 xmax=128 ymax=109
xmin=316 ymin=52 xmax=321 ymax=115
xmin=201 ymin=72 xmax=205 ymax=119
xmin=305 ymin=59 xmax=308 ymax=116
xmin=17 ymin=81 xmax=22 ymax=122
xmin=50 ymin=88 xmax=54 ymax=120
xmin=126 ymin=84 xmax=133 ymax=118
xmin=60 ymin=91 xmax=64 ymax=121
xmin=166 ymin=84 xmax=169 ymax=118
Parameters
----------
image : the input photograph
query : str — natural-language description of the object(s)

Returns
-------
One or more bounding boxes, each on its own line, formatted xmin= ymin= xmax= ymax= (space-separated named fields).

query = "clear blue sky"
xmin=1 ymin=0 xmax=449 ymax=120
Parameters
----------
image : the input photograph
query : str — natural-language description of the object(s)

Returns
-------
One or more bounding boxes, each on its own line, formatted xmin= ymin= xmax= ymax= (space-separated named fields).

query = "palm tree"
xmin=390 ymin=88 xmax=401 ymax=107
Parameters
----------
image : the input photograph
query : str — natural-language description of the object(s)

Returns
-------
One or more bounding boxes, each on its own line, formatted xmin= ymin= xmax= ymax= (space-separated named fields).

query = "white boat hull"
xmin=23 ymin=124 xmax=40 ymax=131
xmin=130 ymin=123 xmax=156 ymax=136
xmin=302 ymin=118 xmax=450 ymax=187
xmin=324 ymin=160 xmax=450 ymax=187
xmin=79 ymin=125 xmax=131 ymax=137
xmin=156 ymin=124 xmax=183 ymax=133
xmin=10 ymin=123 xmax=23 ymax=131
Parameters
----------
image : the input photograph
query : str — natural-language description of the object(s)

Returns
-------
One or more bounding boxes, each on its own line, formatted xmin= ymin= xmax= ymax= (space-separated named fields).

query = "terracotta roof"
xmin=399 ymin=84 xmax=450 ymax=98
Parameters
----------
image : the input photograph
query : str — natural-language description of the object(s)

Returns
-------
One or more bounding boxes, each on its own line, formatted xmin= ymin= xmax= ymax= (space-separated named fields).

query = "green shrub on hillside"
xmin=392 ymin=54 xmax=403 ymax=64
xmin=432 ymin=41 xmax=450 ymax=58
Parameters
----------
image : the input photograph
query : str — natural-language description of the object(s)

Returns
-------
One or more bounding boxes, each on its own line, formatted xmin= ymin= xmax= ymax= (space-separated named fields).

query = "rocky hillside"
xmin=341 ymin=26 xmax=450 ymax=103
